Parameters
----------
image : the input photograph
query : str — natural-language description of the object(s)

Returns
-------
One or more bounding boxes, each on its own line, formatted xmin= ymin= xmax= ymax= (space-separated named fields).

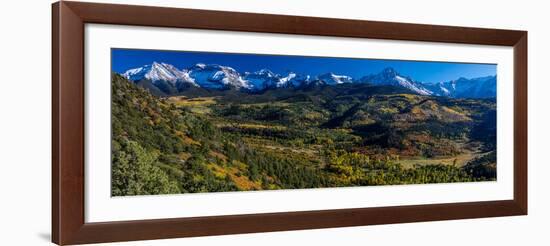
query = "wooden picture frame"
xmin=52 ymin=1 xmax=527 ymax=245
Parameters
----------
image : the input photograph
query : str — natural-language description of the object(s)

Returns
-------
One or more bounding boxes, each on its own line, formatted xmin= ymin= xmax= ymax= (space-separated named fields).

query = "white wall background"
xmin=0 ymin=0 xmax=547 ymax=245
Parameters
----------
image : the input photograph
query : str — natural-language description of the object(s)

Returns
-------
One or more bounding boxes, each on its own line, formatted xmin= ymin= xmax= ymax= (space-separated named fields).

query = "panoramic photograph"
xmin=110 ymin=48 xmax=497 ymax=196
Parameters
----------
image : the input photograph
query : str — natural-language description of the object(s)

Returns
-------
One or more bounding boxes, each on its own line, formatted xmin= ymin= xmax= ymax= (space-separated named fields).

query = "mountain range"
xmin=120 ymin=61 xmax=496 ymax=98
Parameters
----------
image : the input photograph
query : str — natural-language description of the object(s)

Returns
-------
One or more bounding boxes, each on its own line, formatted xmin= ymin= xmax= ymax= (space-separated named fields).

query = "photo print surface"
xmin=111 ymin=48 xmax=497 ymax=196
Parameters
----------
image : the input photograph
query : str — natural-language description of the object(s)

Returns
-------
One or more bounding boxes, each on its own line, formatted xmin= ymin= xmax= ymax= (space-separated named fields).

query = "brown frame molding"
xmin=52 ymin=1 xmax=527 ymax=245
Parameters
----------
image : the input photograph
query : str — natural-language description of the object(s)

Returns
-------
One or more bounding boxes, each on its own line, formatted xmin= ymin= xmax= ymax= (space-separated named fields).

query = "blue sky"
xmin=112 ymin=48 xmax=496 ymax=84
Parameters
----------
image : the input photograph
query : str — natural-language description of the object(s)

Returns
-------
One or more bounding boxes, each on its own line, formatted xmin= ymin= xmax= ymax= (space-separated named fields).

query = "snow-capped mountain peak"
xmin=193 ymin=63 xmax=206 ymax=69
xmin=122 ymin=62 xmax=197 ymax=86
xmin=317 ymin=72 xmax=353 ymax=85
xmin=426 ymin=75 xmax=497 ymax=98
xmin=360 ymin=67 xmax=432 ymax=95
xmin=120 ymin=63 xmax=496 ymax=99
xmin=187 ymin=63 xmax=250 ymax=89
xmin=257 ymin=69 xmax=276 ymax=77
xmin=381 ymin=67 xmax=398 ymax=77
xmin=242 ymin=69 xmax=286 ymax=90
xmin=280 ymin=72 xmax=297 ymax=83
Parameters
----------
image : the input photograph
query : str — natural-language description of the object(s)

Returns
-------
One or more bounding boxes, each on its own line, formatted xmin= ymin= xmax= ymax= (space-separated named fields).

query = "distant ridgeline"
xmin=119 ymin=62 xmax=496 ymax=98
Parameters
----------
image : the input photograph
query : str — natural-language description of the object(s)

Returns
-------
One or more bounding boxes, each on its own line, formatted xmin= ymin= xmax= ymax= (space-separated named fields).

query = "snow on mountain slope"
xmin=279 ymin=72 xmax=297 ymax=86
xmin=242 ymin=69 xmax=282 ymax=90
xmin=243 ymin=70 xmax=311 ymax=90
xmin=317 ymin=73 xmax=353 ymax=85
xmin=187 ymin=63 xmax=250 ymax=90
xmin=288 ymin=74 xmax=311 ymax=87
xmin=427 ymin=76 xmax=497 ymax=98
xmin=359 ymin=67 xmax=432 ymax=96
xmin=123 ymin=62 xmax=197 ymax=86
xmin=121 ymin=62 xmax=496 ymax=98
xmin=395 ymin=75 xmax=433 ymax=95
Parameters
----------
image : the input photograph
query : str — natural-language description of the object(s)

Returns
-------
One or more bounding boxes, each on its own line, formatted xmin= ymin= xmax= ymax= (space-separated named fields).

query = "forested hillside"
xmin=111 ymin=74 xmax=496 ymax=196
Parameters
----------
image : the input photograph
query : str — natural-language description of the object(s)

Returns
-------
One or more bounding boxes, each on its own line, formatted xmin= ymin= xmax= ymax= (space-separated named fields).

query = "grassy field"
xmin=396 ymin=141 xmax=486 ymax=168
xmin=166 ymin=96 xmax=218 ymax=114
xmin=397 ymin=153 xmax=476 ymax=168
